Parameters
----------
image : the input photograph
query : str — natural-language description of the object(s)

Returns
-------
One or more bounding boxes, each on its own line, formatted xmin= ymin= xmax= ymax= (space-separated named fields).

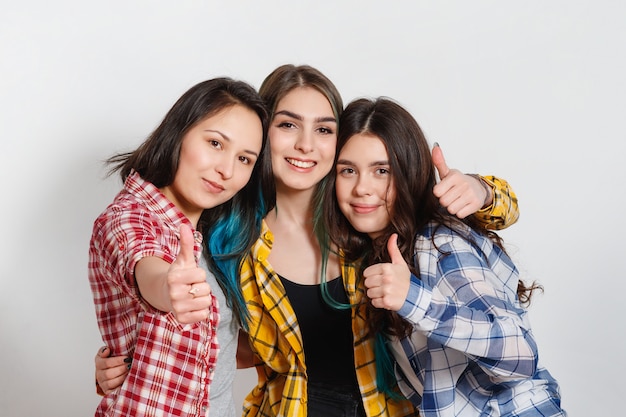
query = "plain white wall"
xmin=1 ymin=1 xmax=624 ymax=415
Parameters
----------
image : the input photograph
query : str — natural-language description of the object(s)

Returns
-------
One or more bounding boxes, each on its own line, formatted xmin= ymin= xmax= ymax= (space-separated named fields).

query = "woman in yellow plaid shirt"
xmin=238 ymin=64 xmax=518 ymax=417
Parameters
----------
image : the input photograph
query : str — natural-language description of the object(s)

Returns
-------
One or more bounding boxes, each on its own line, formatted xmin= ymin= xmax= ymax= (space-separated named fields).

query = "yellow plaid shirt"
xmin=240 ymin=221 xmax=419 ymax=417
xmin=473 ymin=175 xmax=519 ymax=230
xmin=240 ymin=176 xmax=518 ymax=417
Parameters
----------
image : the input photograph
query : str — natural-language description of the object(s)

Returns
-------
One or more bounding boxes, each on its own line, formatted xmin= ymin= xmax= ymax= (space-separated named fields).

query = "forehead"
xmin=190 ymin=104 xmax=263 ymax=149
xmin=340 ymin=133 xmax=387 ymax=158
xmin=276 ymin=87 xmax=333 ymax=115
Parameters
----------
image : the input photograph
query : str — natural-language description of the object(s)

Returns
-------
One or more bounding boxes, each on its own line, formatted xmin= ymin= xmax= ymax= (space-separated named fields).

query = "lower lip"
xmin=352 ymin=205 xmax=378 ymax=214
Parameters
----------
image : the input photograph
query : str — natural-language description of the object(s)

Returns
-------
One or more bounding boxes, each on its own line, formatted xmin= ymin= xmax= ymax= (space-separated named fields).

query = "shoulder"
xmin=414 ymin=220 xmax=498 ymax=265
xmin=94 ymin=196 xmax=158 ymax=236
xmin=416 ymin=220 xmax=478 ymax=250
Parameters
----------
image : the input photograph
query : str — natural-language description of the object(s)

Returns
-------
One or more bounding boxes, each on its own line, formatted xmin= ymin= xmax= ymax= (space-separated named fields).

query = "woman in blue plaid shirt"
xmin=324 ymin=97 xmax=567 ymax=417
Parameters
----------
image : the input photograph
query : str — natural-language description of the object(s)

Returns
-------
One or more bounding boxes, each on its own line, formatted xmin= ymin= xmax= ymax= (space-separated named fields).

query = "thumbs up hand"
xmin=167 ymin=224 xmax=212 ymax=324
xmin=432 ymin=143 xmax=491 ymax=219
xmin=363 ymin=234 xmax=411 ymax=311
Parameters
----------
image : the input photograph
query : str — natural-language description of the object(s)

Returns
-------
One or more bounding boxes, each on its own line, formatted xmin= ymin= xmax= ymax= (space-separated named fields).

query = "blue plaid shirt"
xmin=390 ymin=221 xmax=566 ymax=416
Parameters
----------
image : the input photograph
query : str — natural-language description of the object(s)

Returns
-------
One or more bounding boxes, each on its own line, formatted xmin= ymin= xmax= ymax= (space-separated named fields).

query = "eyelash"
xmin=275 ymin=121 xmax=335 ymax=135
xmin=208 ymin=139 xmax=253 ymax=166
xmin=337 ymin=167 xmax=390 ymax=175
xmin=209 ymin=139 xmax=222 ymax=150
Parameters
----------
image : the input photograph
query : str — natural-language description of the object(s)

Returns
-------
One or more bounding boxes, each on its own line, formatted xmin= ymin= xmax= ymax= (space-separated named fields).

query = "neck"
xmin=268 ymin=186 xmax=316 ymax=229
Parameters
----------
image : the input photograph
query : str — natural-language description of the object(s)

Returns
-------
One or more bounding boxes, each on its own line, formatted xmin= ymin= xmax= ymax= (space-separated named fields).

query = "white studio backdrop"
xmin=1 ymin=1 xmax=624 ymax=416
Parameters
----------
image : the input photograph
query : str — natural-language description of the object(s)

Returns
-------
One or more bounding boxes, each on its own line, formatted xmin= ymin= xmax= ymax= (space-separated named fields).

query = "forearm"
xmin=135 ymin=257 xmax=173 ymax=312
xmin=399 ymin=278 xmax=538 ymax=379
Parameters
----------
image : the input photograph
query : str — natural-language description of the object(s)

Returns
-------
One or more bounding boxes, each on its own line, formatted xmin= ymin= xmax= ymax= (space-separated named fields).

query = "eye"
xmin=208 ymin=139 xmax=223 ymax=150
xmin=338 ymin=166 xmax=355 ymax=176
xmin=277 ymin=121 xmax=296 ymax=129
xmin=238 ymin=155 xmax=254 ymax=165
xmin=376 ymin=167 xmax=390 ymax=175
xmin=317 ymin=126 xmax=335 ymax=135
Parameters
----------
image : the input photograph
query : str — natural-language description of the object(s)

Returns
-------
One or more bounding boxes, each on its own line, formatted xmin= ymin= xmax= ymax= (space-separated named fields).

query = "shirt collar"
xmin=124 ymin=170 xmax=199 ymax=239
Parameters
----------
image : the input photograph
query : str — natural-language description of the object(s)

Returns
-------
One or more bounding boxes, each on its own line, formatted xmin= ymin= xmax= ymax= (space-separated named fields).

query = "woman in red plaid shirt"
xmin=88 ymin=77 xmax=269 ymax=416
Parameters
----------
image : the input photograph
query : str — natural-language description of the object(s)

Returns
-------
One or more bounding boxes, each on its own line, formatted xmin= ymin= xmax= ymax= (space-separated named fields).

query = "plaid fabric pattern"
xmin=241 ymin=221 xmax=419 ymax=417
xmin=473 ymin=175 xmax=519 ymax=230
xmin=89 ymin=171 xmax=219 ymax=416
xmin=391 ymin=221 xmax=566 ymax=416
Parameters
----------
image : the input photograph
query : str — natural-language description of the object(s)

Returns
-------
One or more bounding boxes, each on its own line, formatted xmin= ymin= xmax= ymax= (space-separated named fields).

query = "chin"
xmin=351 ymin=224 xmax=373 ymax=235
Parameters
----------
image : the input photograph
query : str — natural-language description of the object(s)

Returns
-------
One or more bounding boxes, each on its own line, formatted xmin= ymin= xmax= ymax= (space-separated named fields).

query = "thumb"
xmin=432 ymin=142 xmax=450 ymax=180
xmin=173 ymin=224 xmax=197 ymax=267
xmin=387 ymin=233 xmax=405 ymax=265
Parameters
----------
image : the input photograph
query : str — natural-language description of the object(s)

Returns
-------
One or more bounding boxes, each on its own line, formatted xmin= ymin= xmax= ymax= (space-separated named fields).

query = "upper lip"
xmin=351 ymin=202 xmax=380 ymax=209
xmin=204 ymin=179 xmax=224 ymax=191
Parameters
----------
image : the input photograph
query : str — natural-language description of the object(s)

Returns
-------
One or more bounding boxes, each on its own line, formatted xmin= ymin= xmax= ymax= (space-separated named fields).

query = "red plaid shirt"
xmin=88 ymin=171 xmax=219 ymax=416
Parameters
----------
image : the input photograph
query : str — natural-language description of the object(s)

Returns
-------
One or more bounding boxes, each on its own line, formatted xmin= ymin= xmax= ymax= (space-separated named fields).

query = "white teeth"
xmin=287 ymin=158 xmax=315 ymax=168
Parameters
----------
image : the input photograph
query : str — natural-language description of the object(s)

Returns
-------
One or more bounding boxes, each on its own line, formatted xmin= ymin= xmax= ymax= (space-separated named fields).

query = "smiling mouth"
xmin=286 ymin=158 xmax=316 ymax=169
xmin=351 ymin=204 xmax=378 ymax=214
xmin=204 ymin=179 xmax=225 ymax=192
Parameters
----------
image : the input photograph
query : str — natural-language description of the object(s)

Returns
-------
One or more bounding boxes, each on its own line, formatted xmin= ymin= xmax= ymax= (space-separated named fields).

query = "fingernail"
xmin=100 ymin=347 xmax=108 ymax=353
xmin=123 ymin=357 xmax=132 ymax=363
xmin=433 ymin=142 xmax=440 ymax=148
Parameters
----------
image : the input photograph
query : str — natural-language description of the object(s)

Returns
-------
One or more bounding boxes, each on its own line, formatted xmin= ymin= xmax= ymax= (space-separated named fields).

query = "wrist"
xmin=469 ymin=174 xmax=493 ymax=208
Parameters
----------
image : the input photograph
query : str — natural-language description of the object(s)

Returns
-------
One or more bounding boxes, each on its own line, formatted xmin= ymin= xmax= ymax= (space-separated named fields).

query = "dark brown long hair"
xmin=105 ymin=77 xmax=270 ymax=327
xmin=324 ymin=97 xmax=540 ymax=339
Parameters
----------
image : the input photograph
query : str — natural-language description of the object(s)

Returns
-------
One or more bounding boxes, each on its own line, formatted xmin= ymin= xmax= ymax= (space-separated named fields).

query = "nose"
xmin=294 ymin=129 xmax=314 ymax=154
xmin=354 ymin=174 xmax=372 ymax=196
xmin=215 ymin=155 xmax=235 ymax=179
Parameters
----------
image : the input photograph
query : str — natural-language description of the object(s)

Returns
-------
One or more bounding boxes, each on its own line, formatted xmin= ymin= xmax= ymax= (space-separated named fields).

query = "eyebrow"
xmin=274 ymin=110 xmax=336 ymax=124
xmin=204 ymin=129 xmax=259 ymax=158
xmin=336 ymin=159 xmax=389 ymax=166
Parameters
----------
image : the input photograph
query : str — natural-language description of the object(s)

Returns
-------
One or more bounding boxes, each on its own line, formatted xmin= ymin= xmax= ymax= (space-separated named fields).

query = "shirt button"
xmin=257 ymin=253 xmax=266 ymax=262
xmin=300 ymin=397 xmax=306 ymax=404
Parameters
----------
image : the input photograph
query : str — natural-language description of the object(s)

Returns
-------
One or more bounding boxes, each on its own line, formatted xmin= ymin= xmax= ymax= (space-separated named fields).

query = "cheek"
xmin=234 ymin=167 xmax=254 ymax=189
xmin=179 ymin=143 xmax=205 ymax=169
xmin=320 ymin=140 xmax=337 ymax=160
xmin=384 ymin=185 xmax=396 ymax=214
xmin=335 ymin=181 xmax=349 ymax=205
xmin=385 ymin=180 xmax=396 ymax=204
xmin=269 ymin=128 xmax=289 ymax=149
xmin=269 ymin=136 xmax=286 ymax=161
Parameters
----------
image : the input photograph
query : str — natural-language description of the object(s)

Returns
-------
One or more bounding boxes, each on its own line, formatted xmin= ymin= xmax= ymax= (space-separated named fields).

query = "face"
xmin=161 ymin=104 xmax=263 ymax=225
xmin=335 ymin=133 xmax=396 ymax=239
xmin=269 ymin=87 xmax=337 ymax=193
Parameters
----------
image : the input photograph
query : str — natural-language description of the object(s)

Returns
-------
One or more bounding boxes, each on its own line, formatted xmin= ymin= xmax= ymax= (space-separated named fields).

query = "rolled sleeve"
xmin=397 ymin=274 xmax=432 ymax=324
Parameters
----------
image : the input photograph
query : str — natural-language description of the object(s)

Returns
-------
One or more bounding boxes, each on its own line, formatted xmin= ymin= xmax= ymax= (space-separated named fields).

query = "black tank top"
xmin=279 ymin=275 xmax=359 ymax=387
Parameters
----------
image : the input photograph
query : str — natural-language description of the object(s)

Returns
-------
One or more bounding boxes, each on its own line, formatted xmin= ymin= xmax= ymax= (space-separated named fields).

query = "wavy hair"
xmin=324 ymin=97 xmax=541 ymax=391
